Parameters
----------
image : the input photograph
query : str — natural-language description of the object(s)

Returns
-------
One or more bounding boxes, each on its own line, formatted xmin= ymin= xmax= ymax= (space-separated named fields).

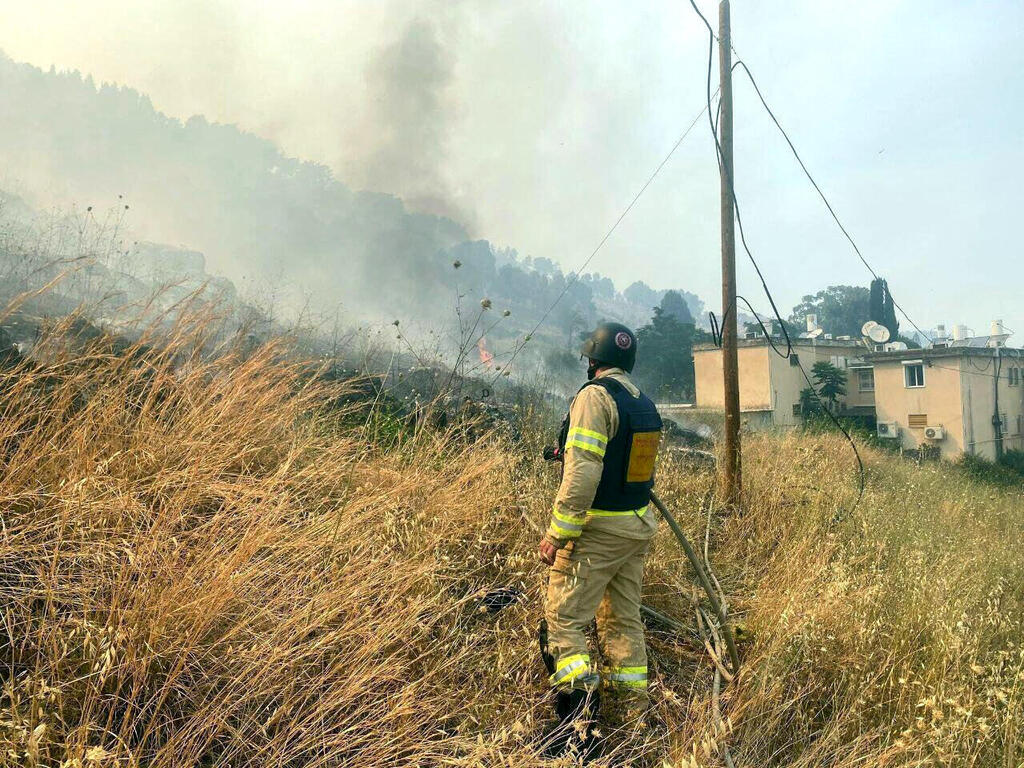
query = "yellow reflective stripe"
xmin=606 ymin=665 xmax=648 ymax=685
xmin=558 ymin=666 xmax=591 ymax=685
xmin=568 ymin=427 xmax=608 ymax=444
xmin=550 ymin=654 xmax=591 ymax=685
xmin=548 ymin=519 xmax=582 ymax=538
xmin=586 ymin=505 xmax=648 ymax=518
xmin=566 ymin=438 xmax=606 ymax=457
xmin=556 ymin=653 xmax=589 ymax=673
xmin=551 ymin=507 xmax=586 ymax=526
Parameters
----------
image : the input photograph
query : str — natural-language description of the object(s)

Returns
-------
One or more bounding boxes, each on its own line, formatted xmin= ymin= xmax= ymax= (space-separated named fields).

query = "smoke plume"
xmin=355 ymin=17 xmax=472 ymax=228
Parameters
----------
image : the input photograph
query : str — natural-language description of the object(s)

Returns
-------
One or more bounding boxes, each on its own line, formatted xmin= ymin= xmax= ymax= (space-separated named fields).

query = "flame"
xmin=477 ymin=337 xmax=494 ymax=369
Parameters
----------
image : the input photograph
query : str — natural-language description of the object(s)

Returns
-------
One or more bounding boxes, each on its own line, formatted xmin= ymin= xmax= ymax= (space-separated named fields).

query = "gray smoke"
xmin=356 ymin=17 xmax=472 ymax=229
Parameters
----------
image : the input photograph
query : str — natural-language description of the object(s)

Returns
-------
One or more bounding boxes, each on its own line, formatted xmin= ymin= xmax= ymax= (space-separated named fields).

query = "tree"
xmin=869 ymin=278 xmax=900 ymax=341
xmin=798 ymin=385 xmax=824 ymax=418
xmin=743 ymin=316 xmax=801 ymax=339
xmin=799 ymin=360 xmax=847 ymax=417
xmin=659 ymin=290 xmax=694 ymax=324
xmin=633 ymin=307 xmax=711 ymax=401
xmin=790 ymin=285 xmax=870 ymax=338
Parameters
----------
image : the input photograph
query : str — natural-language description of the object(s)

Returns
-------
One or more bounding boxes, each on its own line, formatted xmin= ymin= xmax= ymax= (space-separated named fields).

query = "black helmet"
xmin=579 ymin=322 xmax=638 ymax=372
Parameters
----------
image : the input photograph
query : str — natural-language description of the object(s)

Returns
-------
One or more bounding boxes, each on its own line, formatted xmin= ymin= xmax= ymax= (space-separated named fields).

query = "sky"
xmin=1 ymin=0 xmax=1022 ymax=338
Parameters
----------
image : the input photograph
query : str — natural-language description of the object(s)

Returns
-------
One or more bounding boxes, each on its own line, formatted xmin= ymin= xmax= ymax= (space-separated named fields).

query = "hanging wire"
xmin=491 ymin=96 xmax=716 ymax=385
xmin=688 ymin=0 xmax=865 ymax=517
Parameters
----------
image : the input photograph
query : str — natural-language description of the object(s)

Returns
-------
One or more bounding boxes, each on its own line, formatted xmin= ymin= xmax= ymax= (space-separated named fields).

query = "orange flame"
xmin=477 ymin=337 xmax=494 ymax=369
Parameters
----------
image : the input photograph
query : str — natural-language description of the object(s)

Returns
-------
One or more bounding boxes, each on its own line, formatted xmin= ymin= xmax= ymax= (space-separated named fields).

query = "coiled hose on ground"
xmin=648 ymin=490 xmax=740 ymax=675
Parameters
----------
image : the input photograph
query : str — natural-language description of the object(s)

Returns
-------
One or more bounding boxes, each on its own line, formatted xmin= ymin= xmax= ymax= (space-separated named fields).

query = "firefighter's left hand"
xmin=539 ymin=538 xmax=559 ymax=566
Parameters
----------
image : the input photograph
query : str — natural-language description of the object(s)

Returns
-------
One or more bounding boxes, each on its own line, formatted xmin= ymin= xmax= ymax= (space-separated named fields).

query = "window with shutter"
xmin=908 ymin=414 xmax=928 ymax=429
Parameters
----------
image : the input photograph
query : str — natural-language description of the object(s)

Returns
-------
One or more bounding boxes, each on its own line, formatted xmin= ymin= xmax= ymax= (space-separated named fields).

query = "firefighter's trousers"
xmin=545 ymin=527 xmax=650 ymax=704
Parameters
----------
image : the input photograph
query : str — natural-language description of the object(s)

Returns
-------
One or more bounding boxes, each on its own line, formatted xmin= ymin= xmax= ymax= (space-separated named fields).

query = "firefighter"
xmin=539 ymin=321 xmax=663 ymax=760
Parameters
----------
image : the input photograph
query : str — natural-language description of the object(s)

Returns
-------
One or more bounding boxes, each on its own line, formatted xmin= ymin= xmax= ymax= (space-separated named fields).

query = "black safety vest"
xmin=558 ymin=377 xmax=663 ymax=511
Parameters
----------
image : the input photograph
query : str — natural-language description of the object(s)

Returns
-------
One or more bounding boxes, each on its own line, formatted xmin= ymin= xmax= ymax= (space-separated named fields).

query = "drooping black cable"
xmin=737 ymin=296 xmax=865 ymax=515
xmin=690 ymin=0 xmax=793 ymax=361
xmin=735 ymin=295 xmax=791 ymax=360
xmin=730 ymin=58 xmax=933 ymax=345
xmin=490 ymin=98 xmax=713 ymax=386
xmin=709 ymin=310 xmax=723 ymax=348
xmin=688 ymin=0 xmax=863 ymax=517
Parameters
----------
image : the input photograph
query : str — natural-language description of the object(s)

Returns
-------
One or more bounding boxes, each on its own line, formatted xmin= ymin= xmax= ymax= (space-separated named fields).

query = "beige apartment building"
xmin=866 ymin=347 xmax=1024 ymax=460
xmin=693 ymin=338 xmax=875 ymax=428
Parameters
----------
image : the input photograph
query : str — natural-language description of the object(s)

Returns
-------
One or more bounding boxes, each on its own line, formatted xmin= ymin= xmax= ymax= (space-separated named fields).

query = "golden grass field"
xmin=0 ymin=316 xmax=1021 ymax=767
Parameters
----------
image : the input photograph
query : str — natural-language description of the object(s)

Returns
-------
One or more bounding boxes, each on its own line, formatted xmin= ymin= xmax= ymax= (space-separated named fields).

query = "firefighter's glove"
xmin=543 ymin=445 xmax=562 ymax=462
xmin=538 ymin=534 xmax=565 ymax=566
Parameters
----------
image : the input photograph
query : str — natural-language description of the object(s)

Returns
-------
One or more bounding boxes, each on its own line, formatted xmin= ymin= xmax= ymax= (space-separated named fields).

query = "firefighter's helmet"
xmin=579 ymin=322 xmax=638 ymax=372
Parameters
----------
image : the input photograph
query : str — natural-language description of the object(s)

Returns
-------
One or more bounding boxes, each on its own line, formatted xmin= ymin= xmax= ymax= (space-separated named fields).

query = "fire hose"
xmin=530 ymin=446 xmax=740 ymax=675
xmin=503 ymin=450 xmax=742 ymax=765
xmin=648 ymin=490 xmax=740 ymax=675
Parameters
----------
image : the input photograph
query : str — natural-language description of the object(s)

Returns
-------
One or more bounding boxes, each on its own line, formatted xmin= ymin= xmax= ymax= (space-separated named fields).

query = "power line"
xmin=689 ymin=0 xmax=933 ymax=346
xmin=493 ymin=97 xmax=715 ymax=384
xmin=729 ymin=59 xmax=933 ymax=345
xmin=688 ymin=0 xmax=864 ymax=514
xmin=925 ymin=357 xmax=1022 ymax=381
xmin=689 ymin=0 xmax=795 ymax=363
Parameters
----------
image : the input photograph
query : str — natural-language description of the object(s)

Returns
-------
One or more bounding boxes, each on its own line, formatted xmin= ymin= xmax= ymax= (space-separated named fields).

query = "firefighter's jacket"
xmin=545 ymin=368 xmax=661 ymax=546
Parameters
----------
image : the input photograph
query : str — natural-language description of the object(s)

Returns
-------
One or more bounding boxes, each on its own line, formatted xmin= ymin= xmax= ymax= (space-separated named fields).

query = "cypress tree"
xmin=869 ymin=278 xmax=900 ymax=340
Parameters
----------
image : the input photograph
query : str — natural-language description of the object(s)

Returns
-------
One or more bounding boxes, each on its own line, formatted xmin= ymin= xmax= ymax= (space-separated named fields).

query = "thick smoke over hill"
xmin=0 ymin=50 xmax=704 ymax=374
xmin=0 ymin=51 xmax=466 ymax=316
xmin=359 ymin=17 xmax=471 ymax=227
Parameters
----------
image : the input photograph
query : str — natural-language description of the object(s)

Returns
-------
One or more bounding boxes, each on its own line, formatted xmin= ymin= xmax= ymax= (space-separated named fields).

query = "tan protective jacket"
xmin=545 ymin=368 xmax=657 ymax=546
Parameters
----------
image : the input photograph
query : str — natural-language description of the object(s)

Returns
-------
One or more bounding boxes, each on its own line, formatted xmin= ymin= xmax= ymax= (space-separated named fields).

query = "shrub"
xmin=998 ymin=448 xmax=1024 ymax=476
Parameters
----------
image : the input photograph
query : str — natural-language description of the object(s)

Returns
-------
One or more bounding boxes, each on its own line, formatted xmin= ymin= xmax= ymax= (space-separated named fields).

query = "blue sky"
xmin=2 ymin=1 xmax=1022 ymax=337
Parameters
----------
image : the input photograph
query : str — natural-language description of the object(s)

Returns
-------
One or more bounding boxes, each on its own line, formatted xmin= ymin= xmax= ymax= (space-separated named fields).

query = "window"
xmin=792 ymin=403 xmax=802 ymax=417
xmin=830 ymin=355 xmax=848 ymax=369
xmin=904 ymin=363 xmax=925 ymax=388
xmin=789 ymin=353 xmax=800 ymax=367
xmin=1009 ymin=367 xmax=1020 ymax=387
xmin=908 ymin=414 xmax=929 ymax=429
xmin=857 ymin=369 xmax=875 ymax=392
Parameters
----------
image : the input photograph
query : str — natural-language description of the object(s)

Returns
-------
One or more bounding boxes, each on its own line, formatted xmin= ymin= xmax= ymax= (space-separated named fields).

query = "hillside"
xmin=0 ymin=313 xmax=1020 ymax=767
xmin=0 ymin=52 xmax=708 ymax=372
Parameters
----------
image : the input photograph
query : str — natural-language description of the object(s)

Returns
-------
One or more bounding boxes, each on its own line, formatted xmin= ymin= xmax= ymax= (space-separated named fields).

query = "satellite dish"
xmin=861 ymin=321 xmax=879 ymax=337
xmin=808 ymin=327 xmax=825 ymax=339
xmin=888 ymin=341 xmax=908 ymax=351
xmin=869 ymin=325 xmax=891 ymax=343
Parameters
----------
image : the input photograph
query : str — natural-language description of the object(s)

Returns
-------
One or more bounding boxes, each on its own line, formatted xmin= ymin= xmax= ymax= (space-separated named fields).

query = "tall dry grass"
xmin=0 ymin=313 xmax=1021 ymax=767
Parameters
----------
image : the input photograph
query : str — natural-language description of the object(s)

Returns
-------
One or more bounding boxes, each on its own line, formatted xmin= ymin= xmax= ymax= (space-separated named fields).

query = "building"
xmin=692 ymin=318 xmax=1024 ymax=462
xmin=693 ymin=337 xmax=874 ymax=428
xmin=866 ymin=345 xmax=1024 ymax=460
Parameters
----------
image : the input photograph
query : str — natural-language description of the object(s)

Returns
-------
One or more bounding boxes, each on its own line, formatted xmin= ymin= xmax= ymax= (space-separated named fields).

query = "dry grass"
xmin=0 ymin=315 xmax=1021 ymax=767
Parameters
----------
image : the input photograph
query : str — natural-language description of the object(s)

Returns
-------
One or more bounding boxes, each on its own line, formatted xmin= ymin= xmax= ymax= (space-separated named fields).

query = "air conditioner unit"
xmin=877 ymin=421 xmax=900 ymax=439
xmin=923 ymin=426 xmax=945 ymax=441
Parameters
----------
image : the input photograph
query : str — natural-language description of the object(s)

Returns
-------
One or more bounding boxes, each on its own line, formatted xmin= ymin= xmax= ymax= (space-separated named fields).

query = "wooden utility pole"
xmin=718 ymin=0 xmax=741 ymax=506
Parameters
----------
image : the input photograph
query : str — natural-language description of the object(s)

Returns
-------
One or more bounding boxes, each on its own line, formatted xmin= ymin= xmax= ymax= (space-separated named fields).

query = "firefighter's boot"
xmin=541 ymin=688 xmax=603 ymax=762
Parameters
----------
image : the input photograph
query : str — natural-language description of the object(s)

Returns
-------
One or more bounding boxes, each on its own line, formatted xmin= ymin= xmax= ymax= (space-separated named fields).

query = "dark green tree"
xmin=659 ymin=290 xmax=694 ymax=324
xmin=799 ymin=360 xmax=847 ymax=417
xmin=798 ymin=385 xmax=824 ymax=418
xmin=790 ymin=285 xmax=870 ymax=338
xmin=869 ymin=278 xmax=900 ymax=340
xmin=633 ymin=307 xmax=711 ymax=401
